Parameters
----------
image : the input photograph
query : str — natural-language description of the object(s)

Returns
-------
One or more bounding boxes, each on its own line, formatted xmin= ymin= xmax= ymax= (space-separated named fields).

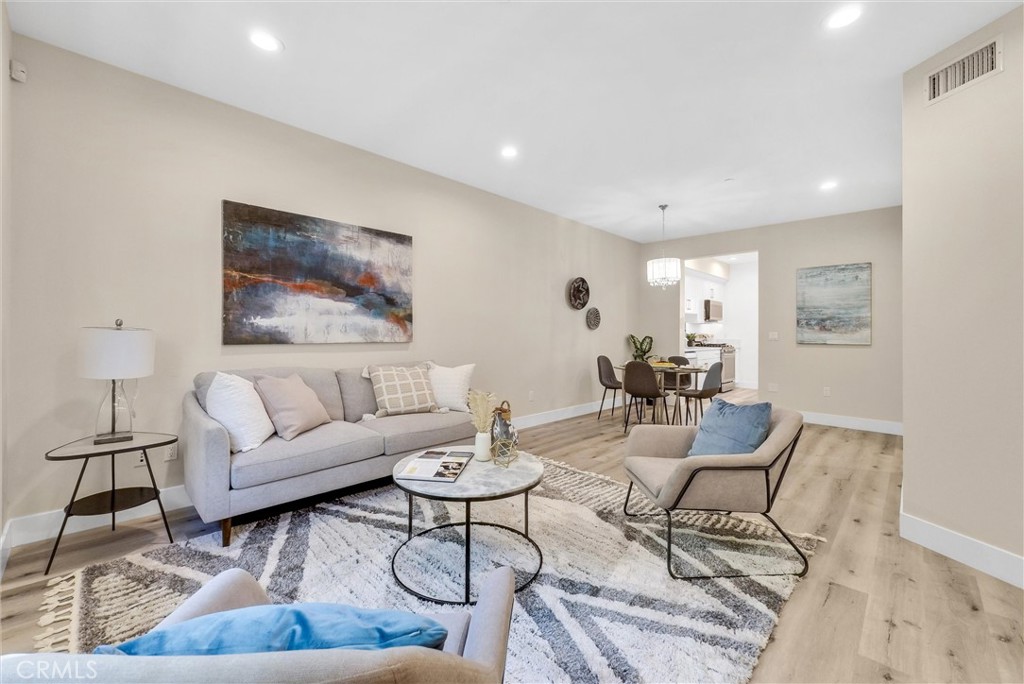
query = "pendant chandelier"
xmin=646 ymin=204 xmax=681 ymax=288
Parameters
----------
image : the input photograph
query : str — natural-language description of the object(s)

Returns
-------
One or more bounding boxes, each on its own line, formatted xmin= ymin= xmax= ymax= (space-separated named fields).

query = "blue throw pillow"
xmin=688 ymin=399 xmax=772 ymax=456
xmin=93 ymin=603 xmax=447 ymax=656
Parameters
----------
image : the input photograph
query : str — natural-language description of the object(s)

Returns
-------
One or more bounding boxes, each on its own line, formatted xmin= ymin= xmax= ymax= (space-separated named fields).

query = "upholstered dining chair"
xmin=676 ymin=361 xmax=723 ymax=424
xmin=621 ymin=407 xmax=807 ymax=580
xmin=662 ymin=355 xmax=692 ymax=425
xmin=622 ymin=361 xmax=669 ymax=433
xmin=596 ymin=355 xmax=623 ymax=420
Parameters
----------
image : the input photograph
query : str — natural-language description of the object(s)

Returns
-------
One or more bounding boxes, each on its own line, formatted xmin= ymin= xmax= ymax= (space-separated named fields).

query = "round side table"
xmin=44 ymin=432 xmax=177 ymax=575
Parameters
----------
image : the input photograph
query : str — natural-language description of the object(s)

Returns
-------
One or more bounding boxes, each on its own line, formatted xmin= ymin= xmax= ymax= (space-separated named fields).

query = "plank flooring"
xmin=2 ymin=389 xmax=1022 ymax=682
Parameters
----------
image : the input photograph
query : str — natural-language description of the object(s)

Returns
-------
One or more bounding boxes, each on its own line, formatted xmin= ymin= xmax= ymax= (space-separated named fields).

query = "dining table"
xmin=614 ymin=361 xmax=709 ymax=425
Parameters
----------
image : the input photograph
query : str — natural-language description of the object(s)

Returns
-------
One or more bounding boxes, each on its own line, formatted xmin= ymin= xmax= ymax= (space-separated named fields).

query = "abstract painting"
xmin=222 ymin=200 xmax=412 ymax=344
xmin=796 ymin=262 xmax=871 ymax=345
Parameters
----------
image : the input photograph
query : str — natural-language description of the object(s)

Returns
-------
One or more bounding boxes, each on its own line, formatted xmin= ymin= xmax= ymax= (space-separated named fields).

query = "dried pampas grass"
xmin=468 ymin=390 xmax=496 ymax=432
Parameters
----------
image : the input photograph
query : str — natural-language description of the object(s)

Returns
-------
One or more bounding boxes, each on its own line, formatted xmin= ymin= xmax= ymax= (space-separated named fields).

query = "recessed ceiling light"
xmin=825 ymin=5 xmax=862 ymax=30
xmin=820 ymin=180 xmax=839 ymax=191
xmin=250 ymin=30 xmax=284 ymax=52
xmin=500 ymin=145 xmax=518 ymax=159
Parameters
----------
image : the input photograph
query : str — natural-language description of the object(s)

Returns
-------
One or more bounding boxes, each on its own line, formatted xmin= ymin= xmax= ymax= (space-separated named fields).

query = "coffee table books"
xmin=394 ymin=449 xmax=474 ymax=482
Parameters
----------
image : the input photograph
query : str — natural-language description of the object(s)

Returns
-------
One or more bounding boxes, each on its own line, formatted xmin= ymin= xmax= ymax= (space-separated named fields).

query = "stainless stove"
xmin=692 ymin=343 xmax=736 ymax=391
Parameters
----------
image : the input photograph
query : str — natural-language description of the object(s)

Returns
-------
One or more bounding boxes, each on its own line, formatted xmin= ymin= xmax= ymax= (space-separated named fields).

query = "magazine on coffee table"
xmin=395 ymin=449 xmax=474 ymax=482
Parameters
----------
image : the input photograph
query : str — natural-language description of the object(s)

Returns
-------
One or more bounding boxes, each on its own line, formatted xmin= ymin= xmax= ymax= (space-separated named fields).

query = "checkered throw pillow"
xmin=368 ymin=364 xmax=438 ymax=417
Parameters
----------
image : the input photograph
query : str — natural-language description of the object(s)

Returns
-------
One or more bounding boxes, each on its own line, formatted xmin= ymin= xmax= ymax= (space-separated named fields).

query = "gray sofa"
xmin=0 ymin=566 xmax=515 ymax=683
xmin=182 ymin=366 xmax=475 ymax=545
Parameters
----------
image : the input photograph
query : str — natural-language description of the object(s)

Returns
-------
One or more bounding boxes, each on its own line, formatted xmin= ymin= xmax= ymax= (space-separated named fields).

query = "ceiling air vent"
xmin=926 ymin=37 xmax=1002 ymax=105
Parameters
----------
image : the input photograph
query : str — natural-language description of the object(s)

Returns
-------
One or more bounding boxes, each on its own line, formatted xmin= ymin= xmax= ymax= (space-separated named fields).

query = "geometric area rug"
xmin=36 ymin=458 xmax=821 ymax=684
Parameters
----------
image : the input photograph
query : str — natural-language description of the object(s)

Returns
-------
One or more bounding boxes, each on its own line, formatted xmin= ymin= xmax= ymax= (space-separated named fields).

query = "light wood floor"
xmin=3 ymin=390 xmax=1022 ymax=682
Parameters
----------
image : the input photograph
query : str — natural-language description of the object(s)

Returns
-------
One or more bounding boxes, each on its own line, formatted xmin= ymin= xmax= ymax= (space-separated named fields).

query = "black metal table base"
xmin=392 ymin=495 xmax=543 ymax=605
xmin=45 ymin=449 xmax=173 ymax=575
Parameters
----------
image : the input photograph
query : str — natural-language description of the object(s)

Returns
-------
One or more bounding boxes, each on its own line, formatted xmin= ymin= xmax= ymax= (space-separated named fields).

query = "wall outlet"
xmin=528 ymin=390 xmax=535 ymax=402
xmin=134 ymin=453 xmax=147 ymax=467
xmin=768 ymin=331 xmax=779 ymax=341
xmin=164 ymin=444 xmax=178 ymax=462
xmin=823 ymin=386 xmax=832 ymax=397
xmin=767 ymin=383 xmax=780 ymax=392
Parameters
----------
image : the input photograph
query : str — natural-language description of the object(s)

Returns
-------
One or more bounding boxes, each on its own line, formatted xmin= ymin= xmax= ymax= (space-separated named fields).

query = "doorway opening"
xmin=680 ymin=252 xmax=758 ymax=390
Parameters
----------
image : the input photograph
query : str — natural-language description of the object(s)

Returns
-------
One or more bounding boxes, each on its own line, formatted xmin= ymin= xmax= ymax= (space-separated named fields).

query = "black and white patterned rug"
xmin=37 ymin=459 xmax=821 ymax=683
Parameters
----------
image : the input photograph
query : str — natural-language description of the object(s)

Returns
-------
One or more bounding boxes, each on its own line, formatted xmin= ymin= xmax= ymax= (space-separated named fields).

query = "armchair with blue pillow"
xmin=622 ymin=399 xmax=808 ymax=580
xmin=1 ymin=566 xmax=515 ymax=683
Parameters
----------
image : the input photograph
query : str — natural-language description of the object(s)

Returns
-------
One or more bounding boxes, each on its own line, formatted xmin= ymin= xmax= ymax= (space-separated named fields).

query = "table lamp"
xmin=78 ymin=319 xmax=155 ymax=444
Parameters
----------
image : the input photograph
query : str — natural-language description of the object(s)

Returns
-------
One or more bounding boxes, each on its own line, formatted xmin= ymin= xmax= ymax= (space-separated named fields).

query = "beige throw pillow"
xmin=368 ymin=364 xmax=438 ymax=417
xmin=254 ymin=374 xmax=331 ymax=440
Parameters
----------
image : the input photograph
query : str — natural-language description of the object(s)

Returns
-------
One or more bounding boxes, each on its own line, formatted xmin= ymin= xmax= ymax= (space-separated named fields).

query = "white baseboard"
xmin=516 ymin=396 xmax=623 ymax=429
xmin=800 ymin=410 xmax=903 ymax=436
xmin=900 ymin=493 xmax=1024 ymax=589
xmin=0 ymin=485 xmax=192 ymax=570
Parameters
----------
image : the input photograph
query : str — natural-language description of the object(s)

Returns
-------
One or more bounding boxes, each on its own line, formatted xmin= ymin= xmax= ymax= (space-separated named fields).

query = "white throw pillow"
xmin=205 ymin=372 xmax=275 ymax=453
xmin=427 ymin=362 xmax=475 ymax=412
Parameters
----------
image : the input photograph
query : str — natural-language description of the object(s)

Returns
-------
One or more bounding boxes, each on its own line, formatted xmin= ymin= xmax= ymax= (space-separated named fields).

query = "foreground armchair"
xmin=1 ymin=567 xmax=515 ymax=684
xmin=622 ymin=406 xmax=807 ymax=580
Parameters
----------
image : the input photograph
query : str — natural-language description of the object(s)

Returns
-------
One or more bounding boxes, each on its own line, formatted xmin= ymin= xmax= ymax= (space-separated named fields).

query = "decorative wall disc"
xmin=586 ymin=307 xmax=601 ymax=330
xmin=567 ymin=277 xmax=590 ymax=310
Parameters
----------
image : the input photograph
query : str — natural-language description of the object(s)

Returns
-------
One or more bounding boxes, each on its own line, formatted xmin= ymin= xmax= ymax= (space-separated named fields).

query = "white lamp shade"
xmin=647 ymin=257 xmax=682 ymax=287
xmin=78 ymin=326 xmax=155 ymax=379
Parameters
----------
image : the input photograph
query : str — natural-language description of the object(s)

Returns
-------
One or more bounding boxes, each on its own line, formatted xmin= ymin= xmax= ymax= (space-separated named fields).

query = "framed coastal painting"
xmin=795 ymin=262 xmax=871 ymax=345
xmin=222 ymin=200 xmax=413 ymax=345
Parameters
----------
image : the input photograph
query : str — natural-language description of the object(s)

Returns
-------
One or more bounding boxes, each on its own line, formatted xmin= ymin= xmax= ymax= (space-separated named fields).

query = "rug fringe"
xmin=34 ymin=571 xmax=78 ymax=654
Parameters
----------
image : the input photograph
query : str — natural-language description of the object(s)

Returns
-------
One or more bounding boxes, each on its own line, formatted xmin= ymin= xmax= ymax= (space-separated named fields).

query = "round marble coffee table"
xmin=391 ymin=448 xmax=544 ymax=604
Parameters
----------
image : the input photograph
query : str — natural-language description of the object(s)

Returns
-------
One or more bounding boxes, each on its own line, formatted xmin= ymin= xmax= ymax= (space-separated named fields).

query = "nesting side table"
xmin=44 ymin=432 xmax=177 ymax=574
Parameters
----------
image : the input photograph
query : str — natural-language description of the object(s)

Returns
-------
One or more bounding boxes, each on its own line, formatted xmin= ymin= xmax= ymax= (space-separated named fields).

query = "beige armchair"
xmin=1 ymin=567 xmax=515 ymax=684
xmin=622 ymin=406 xmax=807 ymax=580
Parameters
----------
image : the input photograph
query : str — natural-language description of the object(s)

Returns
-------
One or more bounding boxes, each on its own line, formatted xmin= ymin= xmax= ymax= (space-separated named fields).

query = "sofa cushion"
xmin=230 ymin=421 xmax=383 ymax=490
xmin=360 ymin=412 xmax=475 ymax=456
xmin=254 ymin=374 xmax=331 ymax=440
xmin=426 ymin=362 xmax=474 ymax=412
xmin=368 ymin=364 xmax=438 ymax=417
xmin=94 ymin=603 xmax=448 ymax=655
xmin=336 ymin=368 xmax=379 ymax=422
xmin=205 ymin=372 xmax=275 ymax=453
xmin=195 ymin=368 xmax=345 ymax=422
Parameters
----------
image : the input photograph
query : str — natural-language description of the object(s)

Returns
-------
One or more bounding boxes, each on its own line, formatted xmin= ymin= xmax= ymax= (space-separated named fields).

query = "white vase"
xmin=474 ymin=432 xmax=492 ymax=462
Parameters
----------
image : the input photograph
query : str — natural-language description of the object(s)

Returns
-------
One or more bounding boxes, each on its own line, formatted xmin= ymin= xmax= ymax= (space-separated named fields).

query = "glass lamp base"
xmin=95 ymin=379 xmax=134 ymax=445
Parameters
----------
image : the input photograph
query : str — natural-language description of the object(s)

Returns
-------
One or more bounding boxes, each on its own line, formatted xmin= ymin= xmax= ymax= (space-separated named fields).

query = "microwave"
xmin=704 ymin=299 xmax=723 ymax=322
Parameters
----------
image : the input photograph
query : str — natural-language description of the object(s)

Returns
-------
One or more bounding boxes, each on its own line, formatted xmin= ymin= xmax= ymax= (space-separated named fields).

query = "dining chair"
xmin=663 ymin=355 xmax=692 ymax=425
xmin=676 ymin=361 xmax=723 ymax=424
xmin=596 ymin=355 xmax=623 ymax=420
xmin=622 ymin=361 xmax=669 ymax=433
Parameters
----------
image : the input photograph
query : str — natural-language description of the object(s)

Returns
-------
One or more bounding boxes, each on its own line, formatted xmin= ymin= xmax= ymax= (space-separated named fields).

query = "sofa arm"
xmin=625 ymin=424 xmax=697 ymax=460
xmin=181 ymin=392 xmax=231 ymax=524
xmin=462 ymin=567 xmax=514 ymax=680
xmin=155 ymin=569 xmax=270 ymax=630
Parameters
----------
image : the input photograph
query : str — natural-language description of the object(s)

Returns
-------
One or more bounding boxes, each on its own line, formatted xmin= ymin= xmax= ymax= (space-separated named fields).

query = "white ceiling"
xmin=7 ymin=1 xmax=1020 ymax=243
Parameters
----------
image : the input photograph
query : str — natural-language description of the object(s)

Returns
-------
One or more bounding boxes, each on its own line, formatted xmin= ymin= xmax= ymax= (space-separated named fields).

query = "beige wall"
xmin=1 ymin=1 xmax=13 ymax=532
xmin=902 ymin=9 xmax=1023 ymax=556
xmin=638 ymin=207 xmax=903 ymax=423
xmin=3 ymin=36 xmax=640 ymax=520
